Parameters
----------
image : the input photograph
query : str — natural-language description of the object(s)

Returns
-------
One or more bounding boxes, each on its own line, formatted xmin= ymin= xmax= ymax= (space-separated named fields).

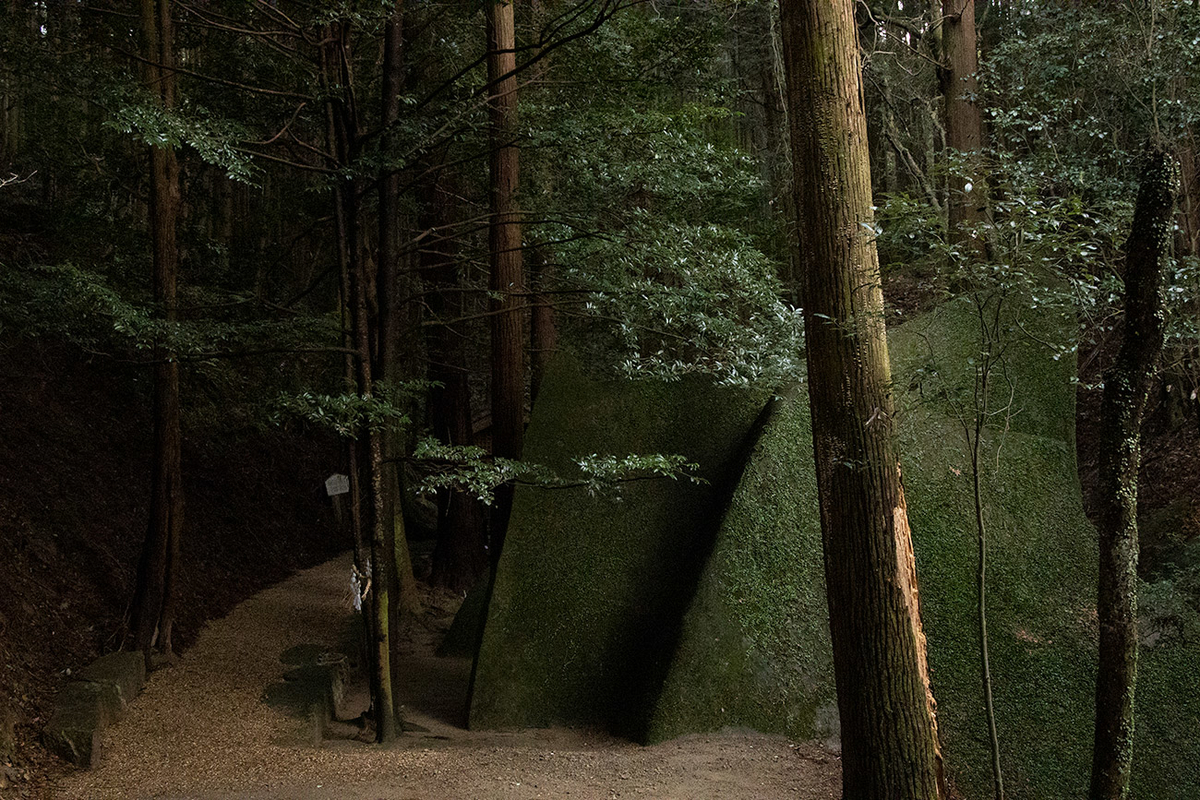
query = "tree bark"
xmin=779 ymin=2 xmax=946 ymax=798
xmin=377 ymin=1 xmax=421 ymax=694
xmin=1090 ymin=146 xmax=1174 ymax=800
xmin=940 ymin=0 xmax=987 ymax=258
xmin=129 ymin=0 xmax=184 ymax=666
xmin=327 ymin=20 xmax=398 ymax=743
xmin=1177 ymin=132 xmax=1199 ymax=258
xmin=487 ymin=0 xmax=525 ymax=558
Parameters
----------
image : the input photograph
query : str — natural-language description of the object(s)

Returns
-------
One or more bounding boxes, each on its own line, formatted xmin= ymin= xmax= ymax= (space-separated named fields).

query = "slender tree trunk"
xmin=1090 ymin=146 xmax=1175 ymax=800
xmin=129 ymin=0 xmax=184 ymax=665
xmin=377 ymin=5 xmax=420 ymax=717
xmin=941 ymin=0 xmax=987 ymax=257
xmin=487 ymin=0 xmax=525 ymax=558
xmin=327 ymin=20 xmax=398 ymax=743
xmin=779 ymin=2 xmax=946 ymax=798
xmin=1177 ymin=133 xmax=1200 ymax=258
xmin=346 ymin=177 xmax=398 ymax=743
xmin=966 ymin=295 xmax=1005 ymax=800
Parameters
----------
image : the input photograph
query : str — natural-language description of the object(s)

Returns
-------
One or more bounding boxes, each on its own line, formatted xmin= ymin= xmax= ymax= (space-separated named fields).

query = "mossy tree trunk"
xmin=487 ymin=0 xmax=525 ymax=558
xmin=779 ymin=2 xmax=946 ymax=798
xmin=1090 ymin=146 xmax=1175 ymax=800
xmin=130 ymin=0 xmax=185 ymax=666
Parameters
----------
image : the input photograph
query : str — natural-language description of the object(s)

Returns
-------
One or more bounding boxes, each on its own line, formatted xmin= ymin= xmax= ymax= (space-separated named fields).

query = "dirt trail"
xmin=53 ymin=556 xmax=839 ymax=800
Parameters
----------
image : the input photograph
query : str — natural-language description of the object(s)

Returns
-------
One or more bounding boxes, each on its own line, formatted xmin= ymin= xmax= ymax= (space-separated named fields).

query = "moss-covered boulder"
xmin=468 ymin=301 xmax=1200 ymax=799
xmin=78 ymin=651 xmax=145 ymax=713
xmin=468 ymin=358 xmax=768 ymax=737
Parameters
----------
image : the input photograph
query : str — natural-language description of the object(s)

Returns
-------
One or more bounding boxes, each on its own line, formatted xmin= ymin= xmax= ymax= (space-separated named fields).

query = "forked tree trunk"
xmin=779 ymin=2 xmax=946 ymax=798
xmin=129 ymin=0 xmax=184 ymax=665
xmin=1090 ymin=146 xmax=1174 ymax=800
xmin=486 ymin=0 xmax=525 ymax=557
xmin=941 ymin=0 xmax=987 ymax=258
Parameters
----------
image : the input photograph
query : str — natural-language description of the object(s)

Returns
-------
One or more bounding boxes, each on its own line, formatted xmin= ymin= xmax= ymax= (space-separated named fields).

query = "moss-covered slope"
xmin=467 ymin=358 xmax=768 ymax=737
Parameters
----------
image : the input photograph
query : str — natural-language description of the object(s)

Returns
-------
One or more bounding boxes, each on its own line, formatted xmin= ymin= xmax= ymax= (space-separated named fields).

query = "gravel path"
xmin=54 ymin=556 xmax=839 ymax=800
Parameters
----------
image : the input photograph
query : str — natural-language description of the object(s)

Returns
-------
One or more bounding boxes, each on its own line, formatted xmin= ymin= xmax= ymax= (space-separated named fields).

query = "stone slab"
xmin=42 ymin=682 xmax=113 ymax=768
xmin=78 ymin=651 xmax=145 ymax=711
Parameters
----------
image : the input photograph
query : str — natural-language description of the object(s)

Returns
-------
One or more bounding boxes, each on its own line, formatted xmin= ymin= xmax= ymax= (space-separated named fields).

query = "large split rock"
xmin=468 ymin=361 xmax=768 ymax=736
xmin=467 ymin=301 xmax=1200 ymax=799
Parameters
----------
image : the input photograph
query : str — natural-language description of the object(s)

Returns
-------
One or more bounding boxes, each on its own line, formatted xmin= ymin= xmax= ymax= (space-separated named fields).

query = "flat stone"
xmin=78 ymin=651 xmax=145 ymax=711
xmin=43 ymin=682 xmax=113 ymax=768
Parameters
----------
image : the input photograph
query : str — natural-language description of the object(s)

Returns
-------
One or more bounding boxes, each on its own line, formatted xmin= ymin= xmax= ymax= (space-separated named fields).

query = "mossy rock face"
xmin=468 ymin=357 xmax=768 ymax=738
xmin=467 ymin=302 xmax=1199 ymax=798
xmin=644 ymin=386 xmax=834 ymax=745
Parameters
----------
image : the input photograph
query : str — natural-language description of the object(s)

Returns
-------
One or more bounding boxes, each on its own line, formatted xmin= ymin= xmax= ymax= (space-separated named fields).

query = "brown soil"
xmin=53 ymin=556 xmax=840 ymax=800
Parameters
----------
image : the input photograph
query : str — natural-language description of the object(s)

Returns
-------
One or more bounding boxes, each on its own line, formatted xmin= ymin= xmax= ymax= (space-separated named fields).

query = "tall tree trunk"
xmin=328 ymin=20 xmax=398 ymax=743
xmin=487 ymin=0 xmax=525 ymax=558
xmin=129 ymin=0 xmax=184 ymax=665
xmin=1090 ymin=146 xmax=1175 ymax=800
xmin=350 ymin=196 xmax=398 ymax=744
xmin=779 ymin=2 xmax=946 ymax=798
xmin=377 ymin=3 xmax=420 ymax=712
xmin=940 ymin=0 xmax=987 ymax=258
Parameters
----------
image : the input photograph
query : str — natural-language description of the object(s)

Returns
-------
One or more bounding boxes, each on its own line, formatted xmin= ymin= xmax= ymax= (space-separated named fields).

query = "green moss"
xmin=468 ymin=306 xmax=1200 ymax=799
xmin=645 ymin=386 xmax=834 ymax=744
xmin=468 ymin=355 xmax=768 ymax=737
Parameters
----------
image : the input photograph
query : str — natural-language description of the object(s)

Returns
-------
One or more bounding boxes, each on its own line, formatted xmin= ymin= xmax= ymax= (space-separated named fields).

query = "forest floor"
xmin=52 ymin=556 xmax=841 ymax=800
xmin=0 ymin=342 xmax=345 ymax=799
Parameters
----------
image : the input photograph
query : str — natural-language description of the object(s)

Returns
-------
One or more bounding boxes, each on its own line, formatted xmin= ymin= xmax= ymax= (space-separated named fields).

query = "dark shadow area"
xmin=616 ymin=396 xmax=780 ymax=741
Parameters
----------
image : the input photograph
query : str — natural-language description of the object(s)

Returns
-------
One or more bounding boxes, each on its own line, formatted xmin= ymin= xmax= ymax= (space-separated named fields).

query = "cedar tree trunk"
xmin=779 ymin=2 xmax=946 ymax=797
xmin=941 ymin=0 xmax=987 ymax=258
xmin=129 ymin=0 xmax=184 ymax=664
xmin=487 ymin=0 xmax=525 ymax=558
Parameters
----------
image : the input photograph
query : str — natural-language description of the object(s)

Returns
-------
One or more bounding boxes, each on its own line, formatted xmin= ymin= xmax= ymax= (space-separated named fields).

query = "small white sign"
xmin=325 ymin=473 xmax=350 ymax=496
